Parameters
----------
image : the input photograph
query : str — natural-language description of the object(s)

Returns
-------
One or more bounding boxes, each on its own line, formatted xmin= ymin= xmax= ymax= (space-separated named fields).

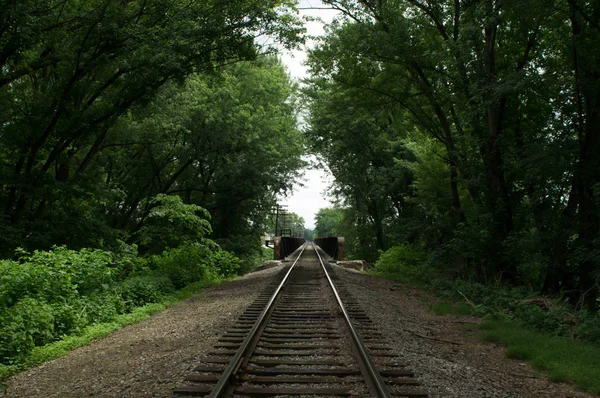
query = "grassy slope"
xmin=481 ymin=320 xmax=600 ymax=395
xmin=373 ymin=271 xmax=600 ymax=395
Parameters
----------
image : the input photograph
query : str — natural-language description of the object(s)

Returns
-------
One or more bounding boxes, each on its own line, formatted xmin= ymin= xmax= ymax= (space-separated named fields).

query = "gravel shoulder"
xmin=333 ymin=266 xmax=595 ymax=398
xmin=5 ymin=263 xmax=595 ymax=398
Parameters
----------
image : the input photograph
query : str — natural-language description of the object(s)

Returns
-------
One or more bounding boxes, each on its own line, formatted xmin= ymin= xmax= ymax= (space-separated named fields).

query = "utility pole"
xmin=275 ymin=205 xmax=279 ymax=237
xmin=273 ymin=204 xmax=287 ymax=236
xmin=282 ymin=209 xmax=286 ymax=236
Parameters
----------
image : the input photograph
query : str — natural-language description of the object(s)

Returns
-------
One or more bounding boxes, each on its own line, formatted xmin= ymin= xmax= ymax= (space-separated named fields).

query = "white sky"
xmin=277 ymin=0 xmax=339 ymax=229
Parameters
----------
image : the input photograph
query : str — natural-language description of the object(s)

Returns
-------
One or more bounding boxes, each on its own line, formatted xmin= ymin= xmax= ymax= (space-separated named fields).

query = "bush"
xmin=212 ymin=250 xmax=242 ymax=277
xmin=0 ymin=241 xmax=243 ymax=369
xmin=0 ymin=298 xmax=55 ymax=363
xmin=50 ymin=299 xmax=89 ymax=336
xmin=513 ymin=302 xmax=570 ymax=336
xmin=150 ymin=243 xmax=240 ymax=288
xmin=373 ymin=245 xmax=600 ymax=346
xmin=0 ymin=246 xmax=119 ymax=308
xmin=425 ymin=275 xmax=600 ymax=345
xmin=118 ymin=276 xmax=174 ymax=309
xmin=375 ymin=244 xmax=428 ymax=280
xmin=576 ymin=313 xmax=600 ymax=344
xmin=0 ymin=247 xmax=128 ymax=365
xmin=150 ymin=244 xmax=213 ymax=288
xmin=83 ymin=292 xmax=127 ymax=324
xmin=134 ymin=194 xmax=212 ymax=254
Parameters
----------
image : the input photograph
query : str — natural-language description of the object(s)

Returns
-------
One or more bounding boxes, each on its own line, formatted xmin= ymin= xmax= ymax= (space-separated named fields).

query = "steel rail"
xmin=208 ymin=242 xmax=308 ymax=398
xmin=313 ymin=242 xmax=392 ymax=398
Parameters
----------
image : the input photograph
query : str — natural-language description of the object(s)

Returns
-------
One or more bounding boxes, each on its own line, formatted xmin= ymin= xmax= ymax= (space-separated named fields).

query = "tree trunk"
xmin=481 ymin=5 xmax=515 ymax=279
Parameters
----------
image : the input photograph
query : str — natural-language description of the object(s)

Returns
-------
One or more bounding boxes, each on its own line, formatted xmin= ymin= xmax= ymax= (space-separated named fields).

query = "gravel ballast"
xmin=333 ymin=267 xmax=594 ymax=398
xmin=5 ymin=264 xmax=595 ymax=397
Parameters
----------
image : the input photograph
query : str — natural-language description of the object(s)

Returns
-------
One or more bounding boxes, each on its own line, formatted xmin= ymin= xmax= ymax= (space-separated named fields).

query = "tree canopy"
xmin=305 ymin=0 xmax=600 ymax=308
xmin=0 ymin=0 xmax=305 ymax=259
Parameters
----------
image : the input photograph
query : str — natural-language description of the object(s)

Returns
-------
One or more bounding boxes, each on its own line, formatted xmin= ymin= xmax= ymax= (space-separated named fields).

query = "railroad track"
xmin=173 ymin=243 xmax=427 ymax=397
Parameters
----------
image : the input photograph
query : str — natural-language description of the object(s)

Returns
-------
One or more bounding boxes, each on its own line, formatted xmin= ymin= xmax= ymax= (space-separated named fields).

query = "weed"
xmin=0 ymin=281 xmax=209 ymax=384
xmin=481 ymin=320 xmax=600 ymax=394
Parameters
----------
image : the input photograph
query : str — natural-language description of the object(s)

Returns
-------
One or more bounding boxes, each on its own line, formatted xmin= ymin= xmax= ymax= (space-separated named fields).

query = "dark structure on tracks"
xmin=273 ymin=236 xmax=305 ymax=259
xmin=314 ymin=236 xmax=344 ymax=260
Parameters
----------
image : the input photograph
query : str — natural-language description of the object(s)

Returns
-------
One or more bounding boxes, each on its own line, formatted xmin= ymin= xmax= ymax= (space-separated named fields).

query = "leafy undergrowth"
xmin=0 ymin=241 xmax=243 ymax=383
xmin=372 ymin=270 xmax=428 ymax=288
xmin=481 ymin=320 xmax=600 ymax=395
xmin=373 ymin=245 xmax=600 ymax=345
xmin=371 ymin=243 xmax=600 ymax=394
xmin=0 ymin=279 xmax=214 ymax=381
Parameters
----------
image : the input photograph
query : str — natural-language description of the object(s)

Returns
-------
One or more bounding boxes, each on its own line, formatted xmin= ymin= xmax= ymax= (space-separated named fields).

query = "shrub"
xmin=513 ymin=302 xmax=570 ymax=337
xmin=0 ymin=246 xmax=119 ymax=308
xmin=148 ymin=242 xmax=240 ymax=288
xmin=375 ymin=244 xmax=428 ymax=280
xmin=212 ymin=250 xmax=242 ymax=278
xmin=110 ymin=241 xmax=144 ymax=279
xmin=576 ymin=313 xmax=600 ymax=344
xmin=134 ymin=194 xmax=212 ymax=254
xmin=83 ymin=292 xmax=126 ymax=323
xmin=0 ymin=241 xmax=242 ymax=369
xmin=50 ymin=299 xmax=89 ymax=336
xmin=151 ymin=244 xmax=211 ymax=288
xmin=118 ymin=276 xmax=174 ymax=309
xmin=0 ymin=258 xmax=60 ymax=307
xmin=0 ymin=298 xmax=55 ymax=363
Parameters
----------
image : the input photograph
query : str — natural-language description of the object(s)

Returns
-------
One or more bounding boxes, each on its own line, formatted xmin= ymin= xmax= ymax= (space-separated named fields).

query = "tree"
xmin=99 ymin=57 xmax=305 ymax=254
xmin=314 ymin=207 xmax=344 ymax=238
xmin=304 ymin=229 xmax=315 ymax=241
xmin=305 ymin=0 xmax=600 ymax=306
xmin=0 ymin=0 xmax=303 ymax=255
xmin=304 ymin=69 xmax=417 ymax=254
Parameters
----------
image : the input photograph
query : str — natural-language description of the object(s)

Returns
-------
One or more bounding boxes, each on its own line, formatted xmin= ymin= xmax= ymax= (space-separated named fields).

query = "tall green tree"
xmin=314 ymin=207 xmax=344 ymax=238
xmin=306 ymin=0 xmax=600 ymax=306
xmin=304 ymin=76 xmax=416 ymax=255
xmin=99 ymin=57 xmax=305 ymax=255
xmin=0 ymin=0 xmax=303 ymax=254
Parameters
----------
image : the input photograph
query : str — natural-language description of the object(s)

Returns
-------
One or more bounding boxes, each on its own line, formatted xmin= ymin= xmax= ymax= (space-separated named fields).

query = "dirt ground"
xmin=5 ymin=264 xmax=596 ymax=398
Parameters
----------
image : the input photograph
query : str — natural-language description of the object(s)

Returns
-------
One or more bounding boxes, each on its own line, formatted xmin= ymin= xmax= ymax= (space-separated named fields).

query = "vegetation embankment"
xmin=373 ymin=244 xmax=600 ymax=394
xmin=1 ymin=207 xmax=275 ymax=385
xmin=0 ymin=196 xmax=246 ymax=380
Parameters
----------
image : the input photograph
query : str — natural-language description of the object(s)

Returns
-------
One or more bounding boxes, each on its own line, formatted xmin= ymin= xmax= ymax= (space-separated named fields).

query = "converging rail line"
xmin=173 ymin=242 xmax=428 ymax=397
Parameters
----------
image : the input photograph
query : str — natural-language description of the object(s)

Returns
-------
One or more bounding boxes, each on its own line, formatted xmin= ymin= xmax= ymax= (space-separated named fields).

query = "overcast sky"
xmin=277 ymin=0 xmax=339 ymax=229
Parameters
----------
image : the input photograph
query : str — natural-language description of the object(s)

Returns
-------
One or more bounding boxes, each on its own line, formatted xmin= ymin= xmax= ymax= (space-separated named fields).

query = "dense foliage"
xmin=306 ymin=0 xmax=600 ymax=309
xmin=0 ymin=0 xmax=305 ymax=260
xmin=0 ymin=0 xmax=306 ymax=373
xmin=0 ymin=239 xmax=240 ymax=366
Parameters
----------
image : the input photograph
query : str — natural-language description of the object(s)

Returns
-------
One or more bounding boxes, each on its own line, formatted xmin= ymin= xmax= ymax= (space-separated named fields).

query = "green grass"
xmin=0 ymin=280 xmax=214 ymax=382
xmin=481 ymin=320 xmax=600 ymax=394
xmin=372 ymin=269 xmax=600 ymax=394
